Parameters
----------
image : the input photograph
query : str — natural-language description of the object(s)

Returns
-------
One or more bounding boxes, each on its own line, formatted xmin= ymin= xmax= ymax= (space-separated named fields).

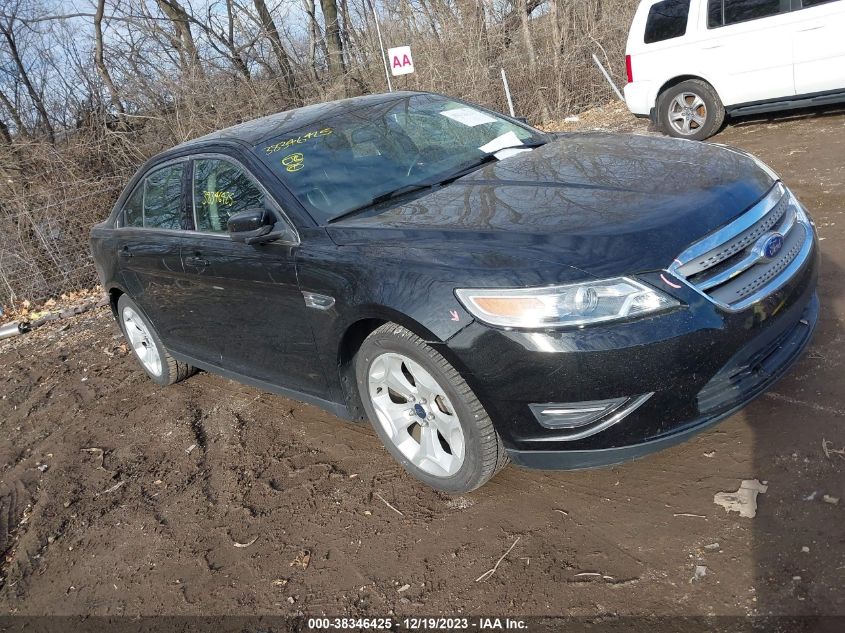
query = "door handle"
xmin=701 ymin=44 xmax=723 ymax=50
xmin=186 ymin=255 xmax=209 ymax=267
xmin=119 ymin=246 xmax=133 ymax=258
xmin=797 ymin=25 xmax=824 ymax=32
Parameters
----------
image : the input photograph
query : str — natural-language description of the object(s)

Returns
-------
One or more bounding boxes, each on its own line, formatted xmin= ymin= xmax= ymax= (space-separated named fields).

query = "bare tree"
xmin=93 ymin=0 xmax=125 ymax=119
xmin=253 ymin=0 xmax=300 ymax=100
xmin=0 ymin=88 xmax=27 ymax=138
xmin=154 ymin=0 xmax=202 ymax=73
xmin=0 ymin=4 xmax=54 ymax=141
xmin=302 ymin=0 xmax=326 ymax=81
xmin=319 ymin=0 xmax=345 ymax=80
xmin=0 ymin=117 xmax=11 ymax=144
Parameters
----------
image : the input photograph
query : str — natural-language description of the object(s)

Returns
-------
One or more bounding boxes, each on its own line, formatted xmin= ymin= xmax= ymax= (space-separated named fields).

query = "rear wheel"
xmin=355 ymin=323 xmax=508 ymax=493
xmin=117 ymin=295 xmax=195 ymax=386
xmin=658 ymin=79 xmax=725 ymax=141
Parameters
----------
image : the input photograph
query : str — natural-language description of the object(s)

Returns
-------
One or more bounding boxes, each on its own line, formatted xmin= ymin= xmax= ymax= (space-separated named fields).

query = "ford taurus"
xmin=90 ymin=92 xmax=819 ymax=492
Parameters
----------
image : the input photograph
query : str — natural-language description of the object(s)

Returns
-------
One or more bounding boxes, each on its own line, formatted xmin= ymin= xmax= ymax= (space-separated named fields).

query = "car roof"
xmin=174 ymin=91 xmax=426 ymax=152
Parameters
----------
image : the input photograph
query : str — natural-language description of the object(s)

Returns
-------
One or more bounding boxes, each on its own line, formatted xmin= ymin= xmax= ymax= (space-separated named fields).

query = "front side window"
xmin=709 ymin=0 xmax=790 ymax=27
xmin=801 ymin=0 xmax=840 ymax=7
xmin=122 ymin=163 xmax=184 ymax=229
xmin=192 ymin=158 xmax=266 ymax=233
xmin=257 ymin=94 xmax=545 ymax=223
xmin=645 ymin=0 xmax=692 ymax=43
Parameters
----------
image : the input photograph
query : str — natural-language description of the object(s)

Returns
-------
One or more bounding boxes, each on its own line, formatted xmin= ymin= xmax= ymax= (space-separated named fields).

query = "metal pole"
xmin=370 ymin=1 xmax=392 ymax=92
xmin=591 ymin=53 xmax=624 ymax=101
xmin=500 ymin=68 xmax=515 ymax=118
xmin=0 ymin=321 xmax=29 ymax=340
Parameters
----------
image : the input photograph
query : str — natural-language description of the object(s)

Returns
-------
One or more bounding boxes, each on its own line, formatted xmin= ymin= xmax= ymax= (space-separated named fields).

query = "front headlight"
xmin=455 ymin=278 xmax=678 ymax=329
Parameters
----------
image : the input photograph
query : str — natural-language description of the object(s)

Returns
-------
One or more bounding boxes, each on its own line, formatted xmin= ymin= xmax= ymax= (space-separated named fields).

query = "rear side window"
xmin=122 ymin=163 xmax=184 ymax=229
xmin=123 ymin=184 xmax=144 ymax=228
xmin=143 ymin=164 xmax=184 ymax=230
xmin=644 ymin=0 xmax=691 ymax=44
xmin=192 ymin=158 xmax=266 ymax=233
xmin=708 ymin=0 xmax=790 ymax=27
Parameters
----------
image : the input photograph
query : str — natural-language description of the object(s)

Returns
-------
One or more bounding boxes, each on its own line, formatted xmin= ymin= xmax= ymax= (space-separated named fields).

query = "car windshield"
xmin=256 ymin=94 xmax=547 ymax=223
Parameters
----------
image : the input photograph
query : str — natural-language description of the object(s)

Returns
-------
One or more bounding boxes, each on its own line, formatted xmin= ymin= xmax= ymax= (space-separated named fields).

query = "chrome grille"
xmin=669 ymin=183 xmax=814 ymax=312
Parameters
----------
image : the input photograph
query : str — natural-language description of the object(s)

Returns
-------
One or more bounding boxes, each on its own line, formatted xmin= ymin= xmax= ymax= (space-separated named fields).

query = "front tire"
xmin=354 ymin=323 xmax=508 ymax=493
xmin=658 ymin=79 xmax=725 ymax=141
xmin=117 ymin=295 xmax=195 ymax=386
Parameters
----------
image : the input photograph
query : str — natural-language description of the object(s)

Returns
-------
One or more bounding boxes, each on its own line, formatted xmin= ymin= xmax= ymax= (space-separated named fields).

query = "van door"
xmin=700 ymin=0 xmax=795 ymax=105
xmin=792 ymin=0 xmax=845 ymax=95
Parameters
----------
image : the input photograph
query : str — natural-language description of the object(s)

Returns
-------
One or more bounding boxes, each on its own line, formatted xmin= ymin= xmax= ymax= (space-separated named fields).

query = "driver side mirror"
xmin=228 ymin=208 xmax=293 ymax=245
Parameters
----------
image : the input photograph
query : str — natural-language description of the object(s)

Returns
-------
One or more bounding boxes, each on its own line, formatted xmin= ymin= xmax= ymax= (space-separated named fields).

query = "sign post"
xmin=369 ymin=1 xmax=392 ymax=92
xmin=388 ymin=46 xmax=415 ymax=77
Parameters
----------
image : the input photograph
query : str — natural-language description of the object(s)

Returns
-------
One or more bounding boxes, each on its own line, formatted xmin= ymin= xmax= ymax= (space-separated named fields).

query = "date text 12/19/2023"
xmin=306 ymin=617 xmax=529 ymax=630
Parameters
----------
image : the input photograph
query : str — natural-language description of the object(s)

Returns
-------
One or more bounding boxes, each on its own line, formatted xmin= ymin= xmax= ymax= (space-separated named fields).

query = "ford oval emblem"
xmin=763 ymin=234 xmax=785 ymax=260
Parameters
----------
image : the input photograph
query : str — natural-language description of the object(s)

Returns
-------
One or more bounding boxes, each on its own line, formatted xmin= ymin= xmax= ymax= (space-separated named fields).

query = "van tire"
xmin=658 ymin=80 xmax=725 ymax=141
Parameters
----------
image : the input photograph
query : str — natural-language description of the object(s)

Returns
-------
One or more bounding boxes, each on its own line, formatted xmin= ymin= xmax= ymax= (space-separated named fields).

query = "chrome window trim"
xmin=114 ymin=153 xmax=300 ymax=247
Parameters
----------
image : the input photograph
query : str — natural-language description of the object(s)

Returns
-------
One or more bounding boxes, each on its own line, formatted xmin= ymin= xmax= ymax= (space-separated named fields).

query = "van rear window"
xmin=644 ymin=0 xmax=692 ymax=44
xmin=708 ymin=0 xmax=790 ymax=27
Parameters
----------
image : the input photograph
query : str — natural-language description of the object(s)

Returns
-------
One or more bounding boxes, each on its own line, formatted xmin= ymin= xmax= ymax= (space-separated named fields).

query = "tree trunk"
xmin=519 ymin=0 xmax=537 ymax=70
xmin=253 ymin=0 xmax=301 ymax=101
xmin=302 ymin=0 xmax=326 ymax=83
xmin=155 ymin=0 xmax=201 ymax=74
xmin=0 ymin=118 xmax=11 ymax=145
xmin=224 ymin=0 xmax=252 ymax=81
xmin=93 ymin=0 xmax=126 ymax=119
xmin=0 ymin=89 xmax=27 ymax=139
xmin=319 ymin=0 xmax=346 ymax=80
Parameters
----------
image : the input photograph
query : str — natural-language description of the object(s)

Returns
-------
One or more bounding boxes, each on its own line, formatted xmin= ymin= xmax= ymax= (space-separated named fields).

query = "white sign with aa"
xmin=388 ymin=46 xmax=414 ymax=76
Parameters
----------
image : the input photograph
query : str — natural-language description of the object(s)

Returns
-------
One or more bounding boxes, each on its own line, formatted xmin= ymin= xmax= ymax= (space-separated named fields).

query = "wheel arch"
xmin=335 ymin=309 xmax=445 ymax=422
xmin=655 ymin=74 xmax=721 ymax=107
xmin=107 ymin=285 xmax=128 ymax=320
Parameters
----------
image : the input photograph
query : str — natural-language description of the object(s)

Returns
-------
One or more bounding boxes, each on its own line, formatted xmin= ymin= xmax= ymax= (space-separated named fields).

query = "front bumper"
xmin=440 ymin=243 xmax=819 ymax=470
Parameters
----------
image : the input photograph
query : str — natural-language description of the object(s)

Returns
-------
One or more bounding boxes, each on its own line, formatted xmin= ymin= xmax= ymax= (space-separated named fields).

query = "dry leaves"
xmin=290 ymin=550 xmax=311 ymax=570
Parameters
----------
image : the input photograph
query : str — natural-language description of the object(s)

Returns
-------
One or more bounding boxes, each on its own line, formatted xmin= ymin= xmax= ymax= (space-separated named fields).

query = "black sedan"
xmin=90 ymin=91 xmax=819 ymax=492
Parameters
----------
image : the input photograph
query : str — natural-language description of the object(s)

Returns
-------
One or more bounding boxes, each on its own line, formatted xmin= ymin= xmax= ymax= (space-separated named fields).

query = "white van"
xmin=624 ymin=0 xmax=845 ymax=139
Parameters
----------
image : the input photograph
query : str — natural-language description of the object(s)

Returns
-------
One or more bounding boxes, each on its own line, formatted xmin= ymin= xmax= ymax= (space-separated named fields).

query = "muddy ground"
xmin=1 ymin=107 xmax=843 ymax=620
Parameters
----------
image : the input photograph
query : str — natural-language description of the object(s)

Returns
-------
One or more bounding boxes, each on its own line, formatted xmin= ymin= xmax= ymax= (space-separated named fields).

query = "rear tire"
xmin=658 ymin=79 xmax=725 ymax=141
xmin=117 ymin=295 xmax=196 ymax=386
xmin=354 ymin=323 xmax=508 ymax=493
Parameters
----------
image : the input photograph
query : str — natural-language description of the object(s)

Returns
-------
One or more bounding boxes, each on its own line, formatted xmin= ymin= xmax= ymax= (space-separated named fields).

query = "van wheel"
xmin=354 ymin=323 xmax=508 ymax=493
xmin=658 ymin=80 xmax=725 ymax=141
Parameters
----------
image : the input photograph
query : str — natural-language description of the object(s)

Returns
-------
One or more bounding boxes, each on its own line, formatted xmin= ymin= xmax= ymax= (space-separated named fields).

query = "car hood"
xmin=325 ymin=133 xmax=776 ymax=278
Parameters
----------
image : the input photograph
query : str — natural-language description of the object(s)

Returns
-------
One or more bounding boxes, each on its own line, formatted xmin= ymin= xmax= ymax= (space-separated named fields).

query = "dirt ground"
xmin=1 ymin=107 xmax=844 ymax=621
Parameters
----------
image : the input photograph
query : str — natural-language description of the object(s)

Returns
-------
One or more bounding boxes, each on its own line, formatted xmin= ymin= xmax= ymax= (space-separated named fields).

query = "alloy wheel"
xmin=668 ymin=92 xmax=708 ymax=136
xmin=122 ymin=306 xmax=163 ymax=377
xmin=367 ymin=352 xmax=466 ymax=478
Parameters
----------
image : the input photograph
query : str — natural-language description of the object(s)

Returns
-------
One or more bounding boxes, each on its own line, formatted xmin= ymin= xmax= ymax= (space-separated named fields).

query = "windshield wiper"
xmin=435 ymin=141 xmax=545 ymax=186
xmin=327 ymin=183 xmax=439 ymax=223
xmin=326 ymin=139 xmax=549 ymax=224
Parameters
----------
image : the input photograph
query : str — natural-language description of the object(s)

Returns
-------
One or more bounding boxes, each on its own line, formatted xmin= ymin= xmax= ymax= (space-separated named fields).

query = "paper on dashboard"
xmin=441 ymin=107 xmax=498 ymax=127
xmin=479 ymin=131 xmax=523 ymax=154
